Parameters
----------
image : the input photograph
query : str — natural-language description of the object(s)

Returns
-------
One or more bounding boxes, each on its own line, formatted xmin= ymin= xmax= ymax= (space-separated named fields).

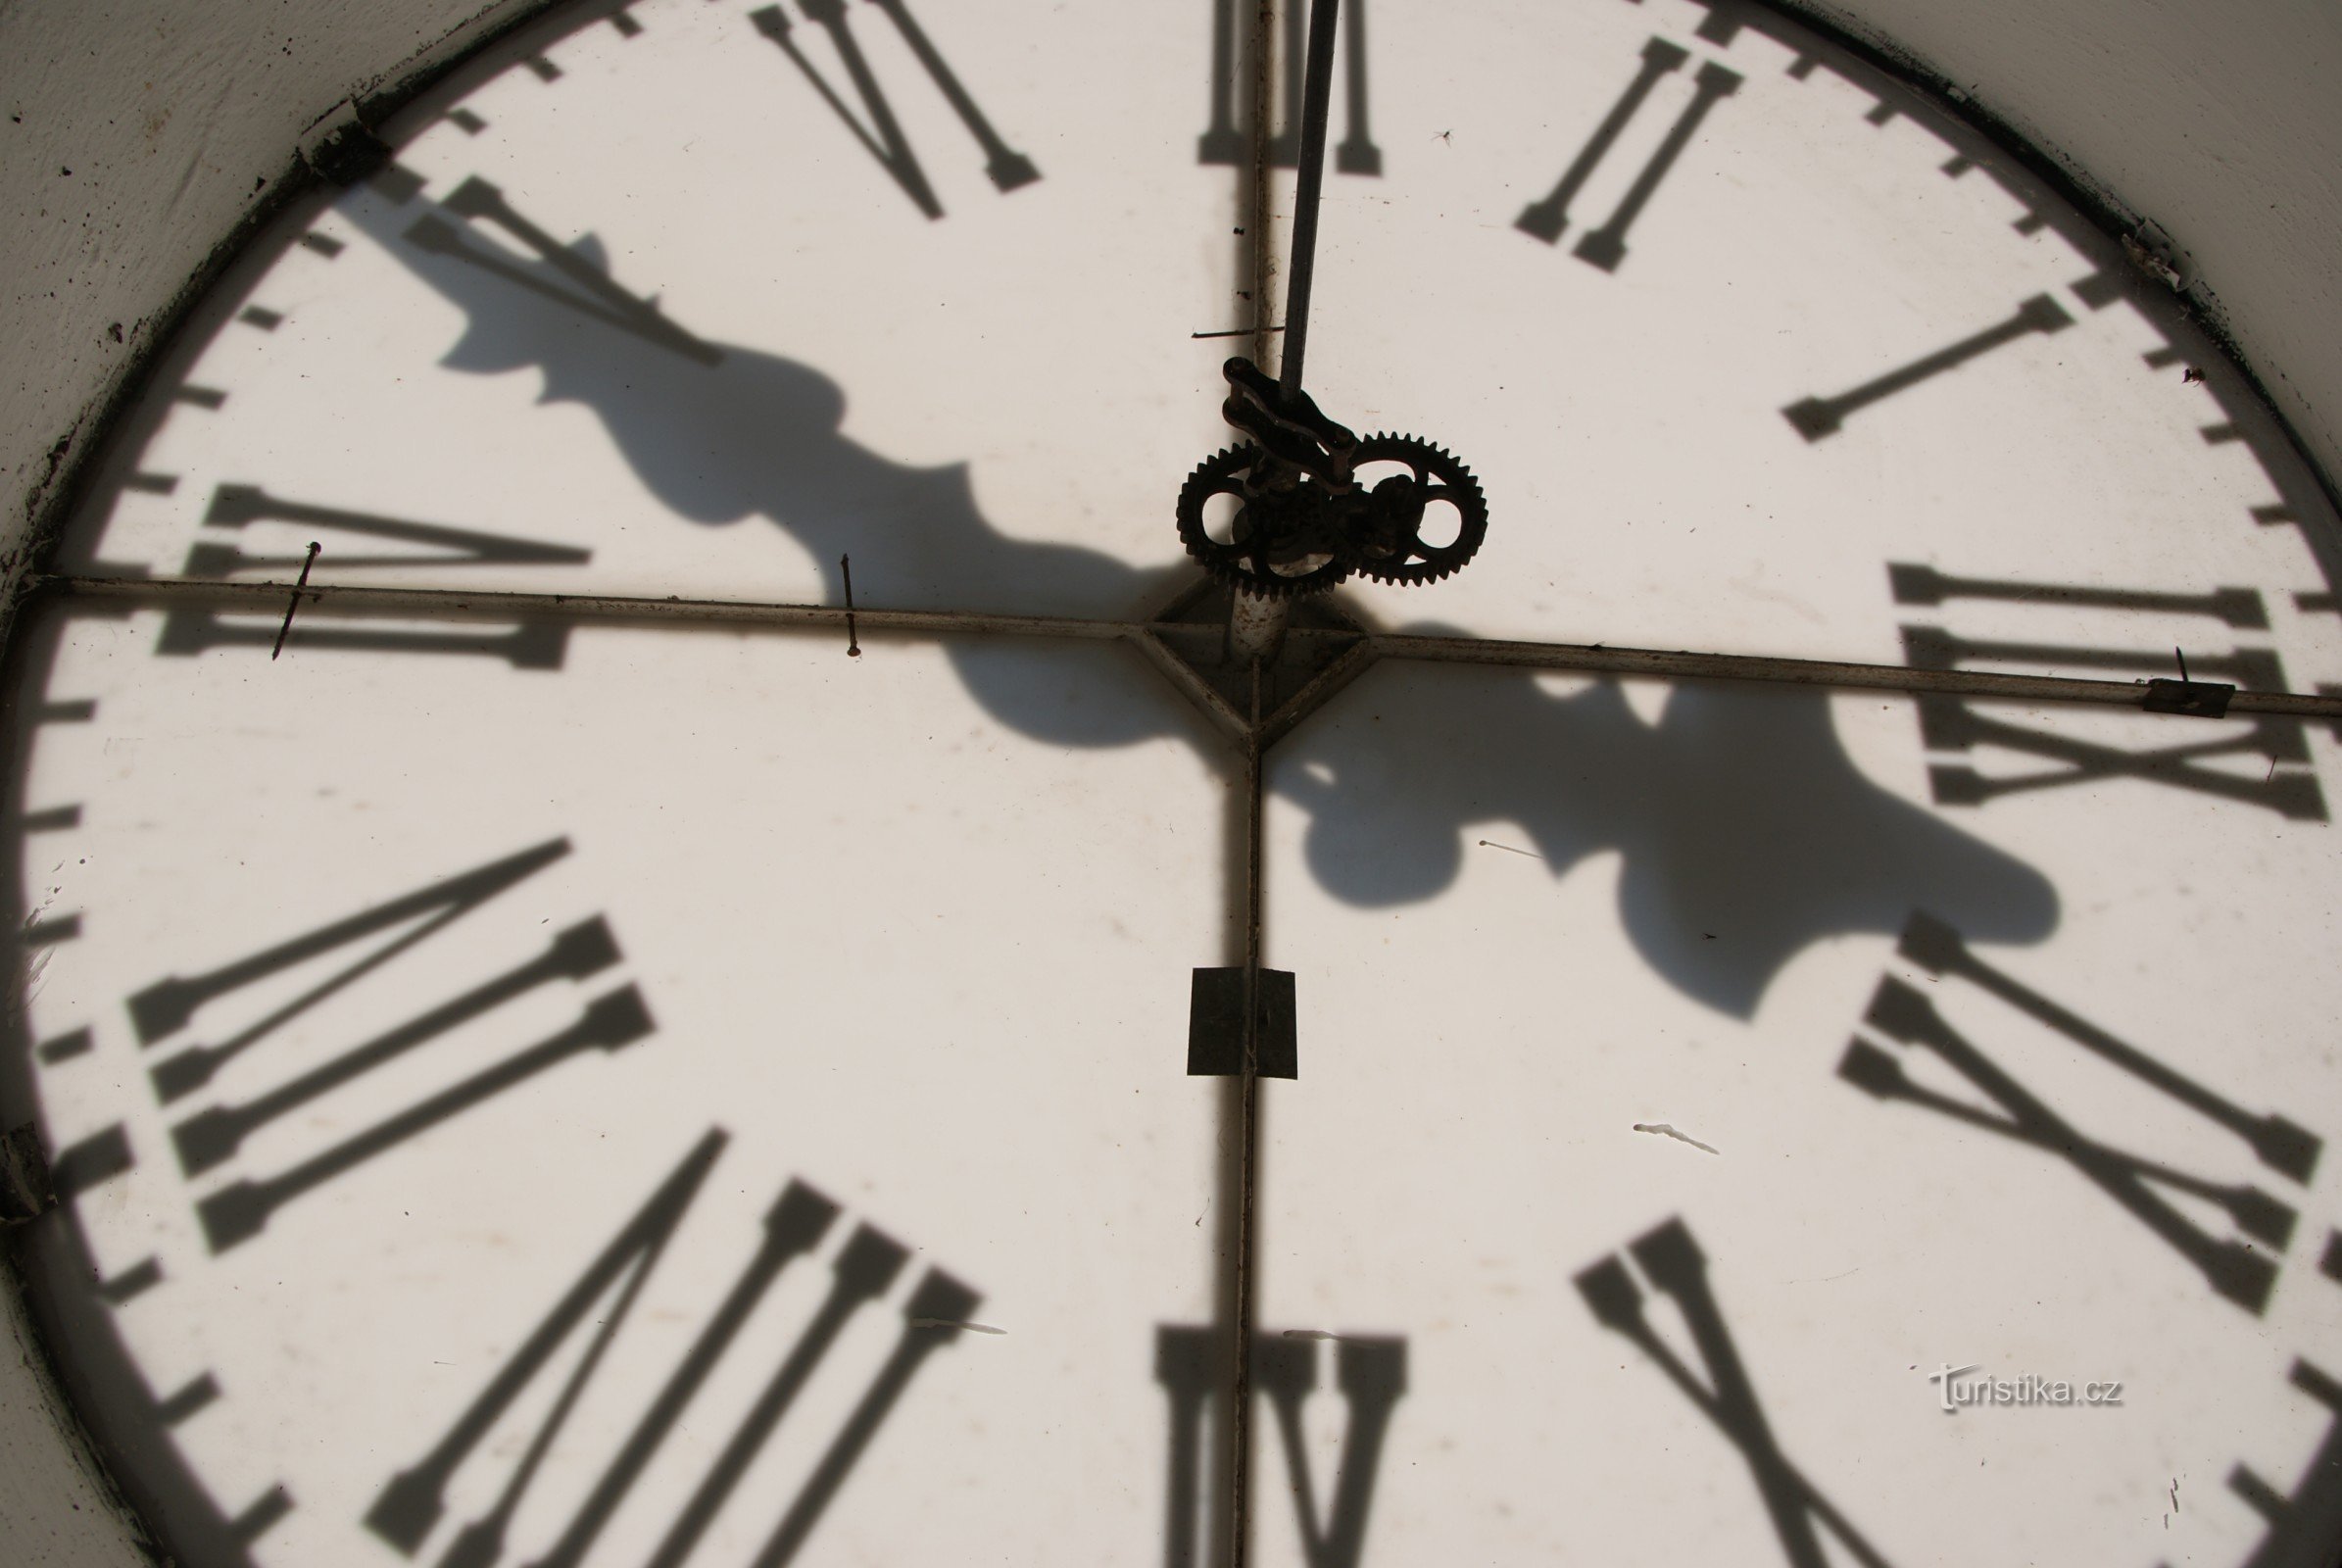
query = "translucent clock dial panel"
xmin=1250 ymin=662 xmax=2342 ymax=1566
xmin=10 ymin=611 xmax=1236 ymax=1566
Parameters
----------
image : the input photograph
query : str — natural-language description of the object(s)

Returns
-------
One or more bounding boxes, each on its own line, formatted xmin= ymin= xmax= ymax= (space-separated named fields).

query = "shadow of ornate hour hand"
xmin=1278 ymin=666 xmax=2057 ymax=1017
xmin=336 ymin=177 xmax=1179 ymax=747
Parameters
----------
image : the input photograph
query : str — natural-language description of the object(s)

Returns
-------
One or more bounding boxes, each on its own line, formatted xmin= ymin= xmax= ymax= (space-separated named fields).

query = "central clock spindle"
xmin=1175 ymin=0 xmax=1487 ymax=657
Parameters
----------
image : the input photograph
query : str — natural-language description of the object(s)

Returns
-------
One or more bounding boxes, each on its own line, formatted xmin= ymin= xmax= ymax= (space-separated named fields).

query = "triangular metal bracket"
xmin=1133 ymin=577 xmax=1379 ymax=751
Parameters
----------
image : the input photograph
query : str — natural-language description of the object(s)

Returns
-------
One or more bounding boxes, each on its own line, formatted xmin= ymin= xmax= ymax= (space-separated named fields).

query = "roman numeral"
xmin=2195 ymin=1252 xmax=2342 ymax=1567
xmin=156 ymin=607 xmax=568 ymax=668
xmin=1892 ymin=565 xmax=2326 ymax=819
xmin=2197 ymin=1360 xmax=2342 ymax=1568
xmin=1198 ymin=0 xmax=1381 ymax=174
xmin=1782 ymin=292 xmax=2073 ymax=440
xmin=157 ymin=481 xmax=587 ymax=664
xmin=404 ymin=175 xmax=719 ymax=364
xmin=127 ymin=839 xmax=653 ymax=1250
xmin=1516 ymin=37 xmax=1741 ymax=271
xmin=1154 ymin=1324 xmax=1406 ymax=1568
xmin=182 ymin=483 xmax=589 ymax=577
xmin=1838 ymin=911 xmax=2319 ymax=1313
xmin=366 ymin=1130 xmax=979 ymax=1568
xmin=1577 ymin=1218 xmax=1899 ymax=1568
xmin=752 ymin=0 xmax=1039 ymax=220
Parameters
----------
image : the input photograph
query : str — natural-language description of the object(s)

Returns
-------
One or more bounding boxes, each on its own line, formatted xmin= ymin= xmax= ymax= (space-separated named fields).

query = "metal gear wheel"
xmin=1174 ymin=443 xmax=1357 ymax=600
xmin=1344 ymin=434 xmax=1489 ymax=586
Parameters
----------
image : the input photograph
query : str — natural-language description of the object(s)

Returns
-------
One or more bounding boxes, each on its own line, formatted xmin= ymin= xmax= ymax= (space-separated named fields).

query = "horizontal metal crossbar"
xmin=33 ymin=573 xmax=2342 ymax=720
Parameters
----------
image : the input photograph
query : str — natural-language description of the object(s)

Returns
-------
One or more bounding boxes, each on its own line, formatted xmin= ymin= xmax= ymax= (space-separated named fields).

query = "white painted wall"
xmin=1 ymin=0 xmax=2338 ymax=1562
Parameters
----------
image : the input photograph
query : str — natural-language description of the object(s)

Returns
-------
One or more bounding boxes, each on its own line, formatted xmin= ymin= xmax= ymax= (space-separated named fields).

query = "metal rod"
xmin=269 ymin=542 xmax=320 ymax=660
xmin=37 ymin=574 xmax=1131 ymax=644
xmin=35 ymin=574 xmax=2342 ymax=720
xmin=1227 ymin=659 xmax=1267 ymax=1568
xmin=1277 ymin=0 xmax=1342 ymax=395
xmin=1368 ymin=628 xmax=2342 ymax=718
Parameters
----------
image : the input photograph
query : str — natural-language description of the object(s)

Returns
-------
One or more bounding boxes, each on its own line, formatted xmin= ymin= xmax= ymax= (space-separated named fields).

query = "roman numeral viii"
xmin=752 ymin=0 xmax=1039 ymax=219
xmin=366 ymin=1129 xmax=980 ymax=1568
xmin=128 ymin=838 xmax=653 ymax=1251
xmin=1892 ymin=563 xmax=2328 ymax=820
xmin=1516 ymin=35 xmax=1741 ymax=271
xmin=1578 ymin=1218 xmax=1900 ymax=1568
xmin=1840 ymin=911 xmax=2320 ymax=1313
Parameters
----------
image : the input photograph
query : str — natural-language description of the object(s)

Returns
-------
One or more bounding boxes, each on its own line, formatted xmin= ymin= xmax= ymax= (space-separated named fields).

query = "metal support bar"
xmin=34 ymin=574 xmax=2342 ymax=722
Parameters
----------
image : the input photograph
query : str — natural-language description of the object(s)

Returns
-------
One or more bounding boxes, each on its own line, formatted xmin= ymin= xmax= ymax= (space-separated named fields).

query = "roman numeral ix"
xmin=1892 ymin=563 xmax=2327 ymax=820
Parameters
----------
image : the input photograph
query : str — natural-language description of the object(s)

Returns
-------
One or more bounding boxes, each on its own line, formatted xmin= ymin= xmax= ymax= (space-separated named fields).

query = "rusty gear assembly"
xmin=1175 ymin=358 xmax=1488 ymax=600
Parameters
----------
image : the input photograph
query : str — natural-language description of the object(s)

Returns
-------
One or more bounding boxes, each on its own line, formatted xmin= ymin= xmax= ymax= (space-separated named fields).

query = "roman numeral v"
xmin=368 ymin=1129 xmax=980 ymax=1568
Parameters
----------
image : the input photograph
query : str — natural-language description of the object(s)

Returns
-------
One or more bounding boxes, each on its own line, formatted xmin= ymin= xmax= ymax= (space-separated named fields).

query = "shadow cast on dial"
xmin=337 ymin=179 xmax=2056 ymax=1015
xmin=1280 ymin=664 xmax=2059 ymax=1017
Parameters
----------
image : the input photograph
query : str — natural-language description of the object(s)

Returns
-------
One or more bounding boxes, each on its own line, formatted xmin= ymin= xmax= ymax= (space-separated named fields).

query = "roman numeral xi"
xmin=1517 ymin=35 xmax=1742 ymax=271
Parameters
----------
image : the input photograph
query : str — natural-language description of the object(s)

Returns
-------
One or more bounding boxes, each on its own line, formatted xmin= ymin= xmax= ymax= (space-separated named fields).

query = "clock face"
xmin=8 ymin=1 xmax=2342 ymax=1567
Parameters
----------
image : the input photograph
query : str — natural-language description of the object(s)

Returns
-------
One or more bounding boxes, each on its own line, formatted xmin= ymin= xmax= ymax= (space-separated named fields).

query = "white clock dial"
xmin=8 ymin=2 xmax=2342 ymax=1566
xmin=13 ymin=608 xmax=1234 ymax=1566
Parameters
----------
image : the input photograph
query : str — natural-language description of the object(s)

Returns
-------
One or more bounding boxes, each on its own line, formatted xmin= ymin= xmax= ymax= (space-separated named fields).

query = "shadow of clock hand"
xmin=335 ymin=179 xmax=2055 ymax=1010
xmin=1278 ymin=663 xmax=2057 ymax=1017
xmin=338 ymin=180 xmax=1181 ymax=748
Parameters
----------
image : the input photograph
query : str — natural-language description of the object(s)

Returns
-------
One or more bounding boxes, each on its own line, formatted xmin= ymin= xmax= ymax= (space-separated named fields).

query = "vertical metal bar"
xmin=1220 ymin=9 xmax=1276 ymax=1564
xmin=1277 ymin=0 xmax=1342 ymax=395
xmin=1226 ymin=660 xmax=1267 ymax=1568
